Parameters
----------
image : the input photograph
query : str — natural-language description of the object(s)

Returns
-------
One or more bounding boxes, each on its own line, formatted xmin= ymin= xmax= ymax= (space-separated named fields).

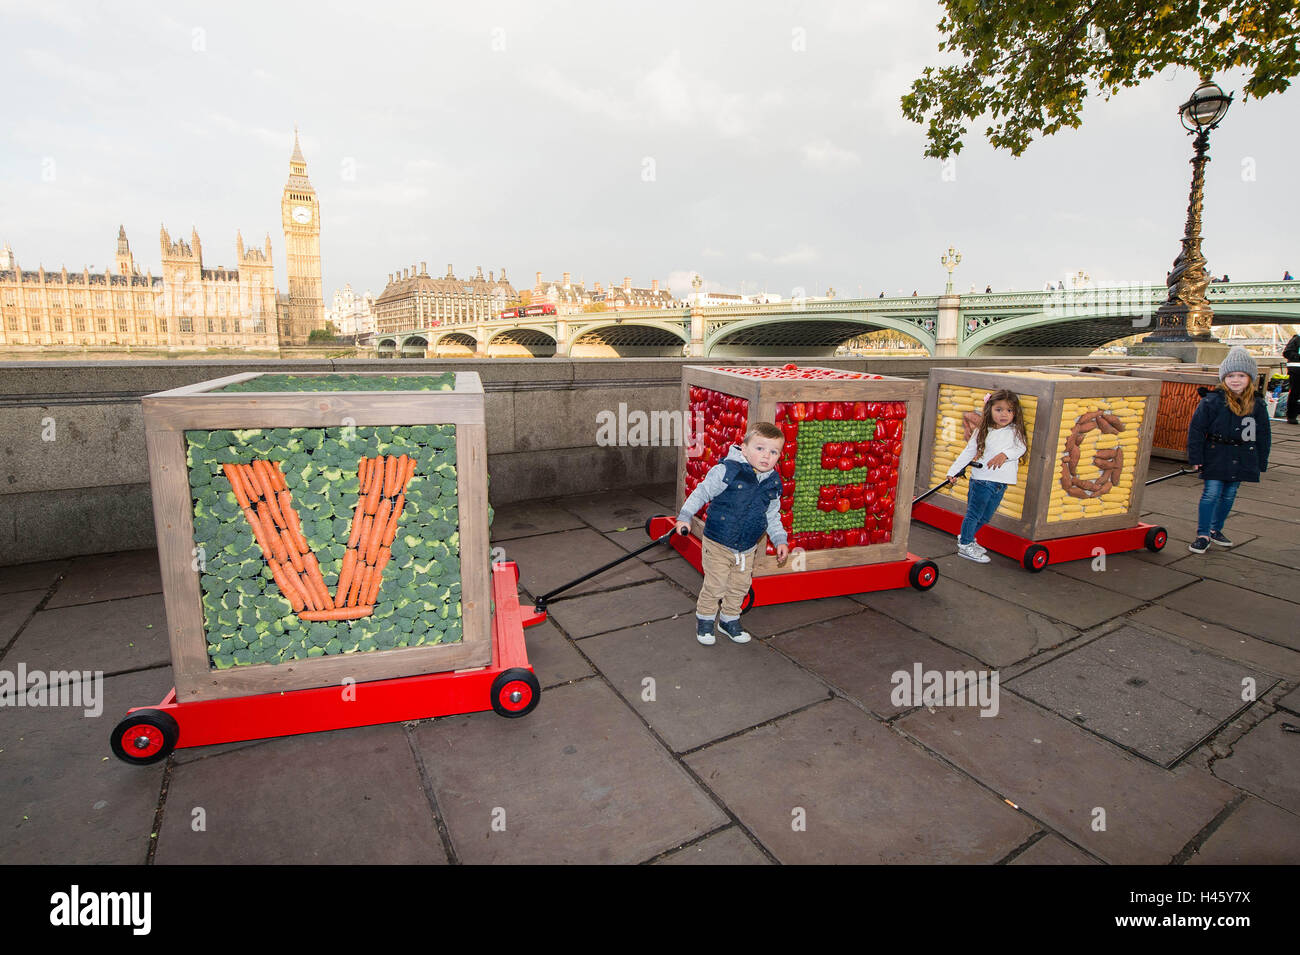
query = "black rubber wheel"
xmin=1022 ymin=545 xmax=1050 ymax=572
xmin=909 ymin=559 xmax=939 ymax=590
xmin=1145 ymin=526 xmax=1168 ymax=552
xmin=740 ymin=586 xmax=757 ymax=614
xmin=491 ymin=668 xmax=541 ymax=719
xmin=109 ymin=709 xmax=180 ymax=765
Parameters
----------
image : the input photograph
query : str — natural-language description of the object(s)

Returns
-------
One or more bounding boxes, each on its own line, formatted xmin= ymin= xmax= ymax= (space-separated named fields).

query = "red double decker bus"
xmin=499 ymin=303 xmax=557 ymax=319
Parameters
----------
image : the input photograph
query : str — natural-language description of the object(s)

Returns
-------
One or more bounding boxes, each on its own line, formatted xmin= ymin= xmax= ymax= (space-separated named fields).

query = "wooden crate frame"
xmin=919 ymin=369 xmax=1161 ymax=540
xmin=143 ymin=371 xmax=491 ymax=702
xmin=676 ymin=365 xmax=926 ymax=573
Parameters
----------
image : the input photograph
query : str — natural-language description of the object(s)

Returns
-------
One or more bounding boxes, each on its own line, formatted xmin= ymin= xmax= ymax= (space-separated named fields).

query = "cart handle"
xmin=533 ymin=526 xmax=687 ymax=614
xmin=1144 ymin=467 xmax=1197 ymax=486
xmin=912 ymin=462 xmax=982 ymax=506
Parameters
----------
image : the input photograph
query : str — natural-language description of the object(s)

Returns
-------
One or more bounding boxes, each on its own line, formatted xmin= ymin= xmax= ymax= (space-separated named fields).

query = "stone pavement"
xmin=2 ymin=427 xmax=1299 ymax=864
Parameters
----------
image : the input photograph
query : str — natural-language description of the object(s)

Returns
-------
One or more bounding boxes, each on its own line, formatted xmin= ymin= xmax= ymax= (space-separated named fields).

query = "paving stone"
xmin=1210 ymin=711 xmax=1300 ymax=814
xmin=1139 ymin=511 xmax=1262 ymax=548
xmin=488 ymin=501 xmax=585 ymax=542
xmin=602 ymin=526 xmax=682 ymax=563
xmin=855 ymin=575 xmax=1078 ymax=668
xmin=655 ymin=827 xmax=772 ymax=865
xmin=501 ymin=528 xmax=659 ymax=600
xmin=411 ymin=678 xmax=727 ymax=864
xmin=553 ymin=490 xmax=669 ymax=532
xmin=653 ymin=551 xmax=706 ymax=596
xmin=0 ymin=558 xmax=70 ymax=595
xmin=1232 ymin=536 xmax=1300 ymax=571
xmin=896 ymin=693 xmax=1236 ymax=864
xmin=1127 ymin=606 xmax=1300 ymax=681
xmin=1277 ymin=684 xmax=1300 ymax=714
xmin=545 ymin=580 xmax=698 ymax=639
xmin=518 ymin=616 xmax=595 ymax=688
xmin=1167 ymin=550 xmax=1300 ymax=605
xmin=1187 ymin=797 xmax=1300 ymax=865
xmin=154 ymin=722 xmax=447 ymax=864
xmin=770 ymin=608 xmax=992 ymax=719
xmin=1050 ymin=552 xmax=1198 ymax=601
xmin=1009 ymin=834 xmax=1100 ymax=865
xmin=933 ymin=553 xmax=1145 ymax=629
xmin=45 ymin=549 xmax=163 ymax=608
xmin=0 ymin=589 xmax=44 ymax=647
xmin=1221 ymin=496 xmax=1300 ymax=524
xmin=904 ymin=521 xmax=961 ymax=558
xmin=740 ymin=595 xmax=865 ymax=638
xmin=1160 ymin=580 xmax=1300 ymax=652
xmin=627 ymin=482 xmax=679 ymax=512
xmin=0 ymin=665 xmax=173 ymax=864
xmin=686 ymin=698 xmax=1035 ymax=863
xmin=581 ymin=616 xmax=830 ymax=753
xmin=1006 ymin=625 xmax=1274 ymax=767
xmin=7 ymin=593 xmax=172 ymax=674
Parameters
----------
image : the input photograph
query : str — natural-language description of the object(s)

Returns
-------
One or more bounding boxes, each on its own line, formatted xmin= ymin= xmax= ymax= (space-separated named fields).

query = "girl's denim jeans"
xmin=1196 ymin=479 xmax=1240 ymax=536
xmin=960 ymin=479 xmax=1007 ymax=545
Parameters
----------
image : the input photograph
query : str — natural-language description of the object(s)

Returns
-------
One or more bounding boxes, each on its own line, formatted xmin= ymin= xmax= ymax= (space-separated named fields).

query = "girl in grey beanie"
xmin=1185 ymin=347 xmax=1270 ymax=553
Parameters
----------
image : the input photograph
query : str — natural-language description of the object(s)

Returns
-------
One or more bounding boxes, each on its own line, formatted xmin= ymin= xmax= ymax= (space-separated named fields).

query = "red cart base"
xmin=110 ymin=562 xmax=545 ymax=765
xmin=910 ymin=500 xmax=1167 ymax=572
xmin=645 ymin=516 xmax=938 ymax=610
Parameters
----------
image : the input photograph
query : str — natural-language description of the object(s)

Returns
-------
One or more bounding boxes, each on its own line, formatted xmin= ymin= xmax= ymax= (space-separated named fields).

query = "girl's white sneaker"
xmin=958 ymin=542 xmax=990 ymax=563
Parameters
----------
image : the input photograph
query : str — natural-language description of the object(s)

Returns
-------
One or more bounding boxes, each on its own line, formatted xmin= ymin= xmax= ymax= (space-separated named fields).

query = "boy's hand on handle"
xmin=776 ymin=543 xmax=790 ymax=564
xmin=986 ymin=452 xmax=1009 ymax=469
xmin=673 ymin=519 xmax=691 ymax=535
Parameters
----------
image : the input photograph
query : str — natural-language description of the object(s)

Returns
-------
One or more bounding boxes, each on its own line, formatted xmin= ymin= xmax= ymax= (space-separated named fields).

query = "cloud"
xmin=748 ymin=246 xmax=821 ymax=266
xmin=801 ymin=139 xmax=861 ymax=168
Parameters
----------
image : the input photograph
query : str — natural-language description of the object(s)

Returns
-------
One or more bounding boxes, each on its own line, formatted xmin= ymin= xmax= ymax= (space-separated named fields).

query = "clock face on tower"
xmin=292 ymin=205 xmax=312 ymax=224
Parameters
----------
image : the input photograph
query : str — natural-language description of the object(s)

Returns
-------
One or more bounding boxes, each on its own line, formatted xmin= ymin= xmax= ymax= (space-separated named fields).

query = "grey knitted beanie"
xmin=1219 ymin=346 xmax=1257 ymax=380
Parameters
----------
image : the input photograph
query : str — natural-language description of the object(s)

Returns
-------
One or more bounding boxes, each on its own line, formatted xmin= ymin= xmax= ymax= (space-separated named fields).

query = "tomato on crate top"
xmin=711 ymin=364 xmax=885 ymax=381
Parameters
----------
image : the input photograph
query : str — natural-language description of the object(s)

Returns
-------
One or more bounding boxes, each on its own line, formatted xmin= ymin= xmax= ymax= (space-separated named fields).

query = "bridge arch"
xmin=487 ymin=325 xmax=558 ymax=357
xmin=703 ymin=313 xmax=933 ymax=357
xmin=563 ymin=320 xmax=688 ymax=357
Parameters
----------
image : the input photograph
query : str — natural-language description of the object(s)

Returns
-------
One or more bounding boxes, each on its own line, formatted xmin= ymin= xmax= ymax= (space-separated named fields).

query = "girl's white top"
xmin=946 ymin=425 xmax=1028 ymax=485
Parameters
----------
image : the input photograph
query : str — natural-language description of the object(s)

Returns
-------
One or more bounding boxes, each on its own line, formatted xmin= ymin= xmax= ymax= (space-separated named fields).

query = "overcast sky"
xmin=2 ymin=0 xmax=1297 ymax=304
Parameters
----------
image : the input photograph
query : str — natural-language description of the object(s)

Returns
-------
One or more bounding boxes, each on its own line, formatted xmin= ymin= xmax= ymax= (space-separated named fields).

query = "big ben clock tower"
xmin=280 ymin=128 xmax=325 ymax=344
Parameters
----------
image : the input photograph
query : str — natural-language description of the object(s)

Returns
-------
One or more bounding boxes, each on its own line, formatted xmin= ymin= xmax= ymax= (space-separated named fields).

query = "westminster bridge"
xmin=372 ymin=280 xmax=1300 ymax=359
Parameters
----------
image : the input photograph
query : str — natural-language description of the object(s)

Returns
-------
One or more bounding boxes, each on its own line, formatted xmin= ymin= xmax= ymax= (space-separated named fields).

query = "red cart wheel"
xmin=1145 ymin=526 xmax=1167 ymax=552
xmin=1023 ymin=545 xmax=1050 ymax=572
xmin=109 ymin=709 xmax=179 ymax=765
xmin=740 ymin=586 xmax=756 ymax=613
xmin=491 ymin=668 xmax=540 ymax=719
xmin=909 ymin=559 xmax=939 ymax=590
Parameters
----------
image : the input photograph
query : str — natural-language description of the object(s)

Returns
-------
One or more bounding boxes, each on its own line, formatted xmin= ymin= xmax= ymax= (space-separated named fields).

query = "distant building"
xmin=327 ymin=284 xmax=376 ymax=337
xmin=373 ymin=263 xmax=516 ymax=334
xmin=279 ymin=130 xmax=326 ymax=345
xmin=0 ymin=226 xmax=277 ymax=349
xmin=686 ymin=288 xmax=783 ymax=307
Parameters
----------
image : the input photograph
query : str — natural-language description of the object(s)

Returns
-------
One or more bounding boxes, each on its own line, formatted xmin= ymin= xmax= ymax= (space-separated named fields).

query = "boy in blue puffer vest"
xmin=675 ymin=422 xmax=790 ymax=645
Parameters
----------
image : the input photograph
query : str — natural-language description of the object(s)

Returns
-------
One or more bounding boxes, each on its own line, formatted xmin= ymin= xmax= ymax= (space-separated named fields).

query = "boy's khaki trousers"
xmin=697 ymin=536 xmax=758 ymax=618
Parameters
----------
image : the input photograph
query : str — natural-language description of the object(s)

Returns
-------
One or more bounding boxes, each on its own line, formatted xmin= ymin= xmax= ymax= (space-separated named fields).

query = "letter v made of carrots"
xmin=222 ymin=455 xmax=416 ymax=621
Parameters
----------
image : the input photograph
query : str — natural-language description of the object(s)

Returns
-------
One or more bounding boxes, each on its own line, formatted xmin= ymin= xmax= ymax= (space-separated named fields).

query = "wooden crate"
xmin=142 ymin=371 xmax=491 ymax=702
xmin=919 ymin=369 xmax=1160 ymax=540
xmin=678 ymin=365 xmax=925 ymax=573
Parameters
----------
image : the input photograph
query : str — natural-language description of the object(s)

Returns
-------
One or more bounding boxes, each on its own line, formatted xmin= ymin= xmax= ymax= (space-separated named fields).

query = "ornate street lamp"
xmin=1147 ymin=79 xmax=1233 ymax=341
xmin=941 ymin=246 xmax=961 ymax=294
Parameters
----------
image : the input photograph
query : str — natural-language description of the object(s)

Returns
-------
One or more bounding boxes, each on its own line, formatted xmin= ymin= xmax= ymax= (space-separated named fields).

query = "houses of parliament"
xmin=0 ymin=131 xmax=325 ymax=350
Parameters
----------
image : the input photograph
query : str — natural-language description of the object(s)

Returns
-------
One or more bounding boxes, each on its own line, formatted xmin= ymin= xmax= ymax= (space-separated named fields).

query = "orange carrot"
xmin=263 ymin=459 xmax=287 ymax=492
xmin=278 ymin=491 xmax=310 ymax=554
xmin=364 ymin=546 xmax=391 ymax=604
xmin=269 ymin=561 xmax=306 ymax=612
xmin=301 ymin=552 xmax=335 ymax=610
xmin=383 ymin=492 xmax=407 ymax=547
xmin=351 ymin=561 xmax=375 ymax=607
xmin=223 ymin=464 xmax=252 ymax=509
xmin=356 ymin=514 xmax=373 ymax=554
xmin=250 ymin=461 xmax=287 ymax=529
xmin=384 ymin=455 xmax=399 ymax=497
xmin=285 ymin=561 xmax=321 ymax=611
xmin=298 ymin=605 xmax=374 ymax=622
xmin=403 ymin=455 xmax=417 ymax=487
xmin=358 ymin=457 xmax=369 ymax=490
xmin=335 ymin=549 xmax=358 ymax=605
xmin=238 ymin=464 xmax=264 ymax=507
xmin=366 ymin=456 xmax=383 ymax=496
xmin=242 ymin=507 xmax=275 ymax=560
xmin=280 ymin=527 xmax=305 ymax=573
xmin=258 ymin=504 xmax=289 ymax=563
xmin=365 ymin=499 xmax=392 ymax=564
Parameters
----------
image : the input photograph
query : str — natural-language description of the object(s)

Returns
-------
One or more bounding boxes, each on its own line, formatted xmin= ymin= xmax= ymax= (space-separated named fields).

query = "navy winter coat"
xmin=1186 ymin=389 xmax=1271 ymax=483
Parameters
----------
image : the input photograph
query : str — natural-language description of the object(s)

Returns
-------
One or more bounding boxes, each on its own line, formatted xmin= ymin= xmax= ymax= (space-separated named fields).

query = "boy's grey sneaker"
xmin=958 ymin=542 xmax=990 ymax=563
xmin=716 ymin=617 xmax=752 ymax=643
xmin=1188 ymin=536 xmax=1210 ymax=554
xmin=1208 ymin=531 xmax=1234 ymax=547
xmin=696 ymin=616 xmax=716 ymax=646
